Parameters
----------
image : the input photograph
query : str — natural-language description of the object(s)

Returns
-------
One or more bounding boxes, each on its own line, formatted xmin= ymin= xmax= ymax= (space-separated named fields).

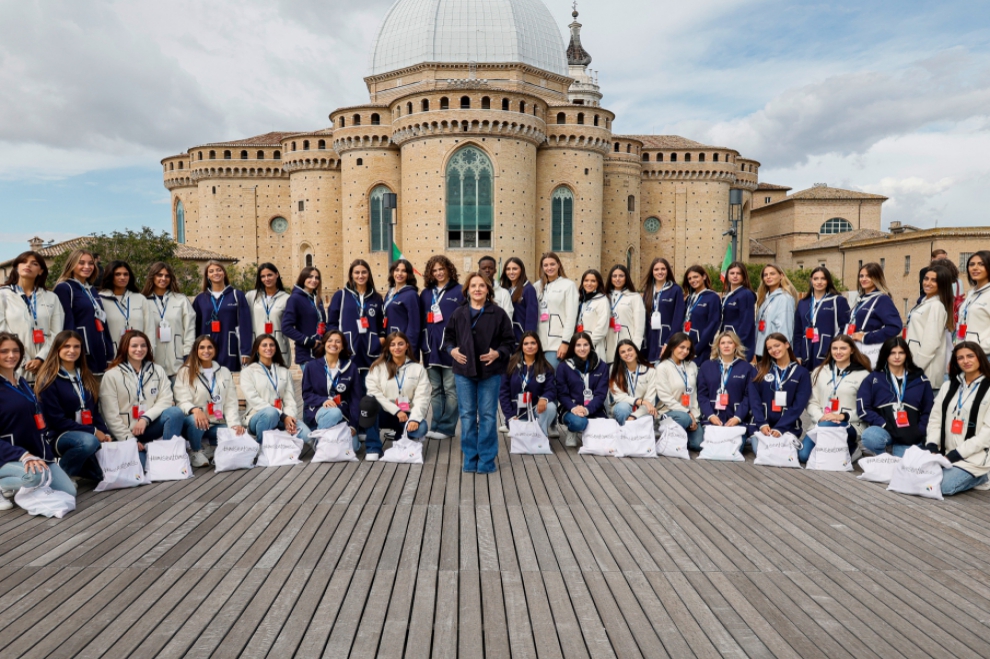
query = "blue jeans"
xmin=861 ymin=426 xmax=911 ymax=457
xmin=427 ymin=366 xmax=458 ymax=436
xmin=799 ymin=420 xmax=857 ymax=462
xmin=364 ymin=409 xmax=428 ymax=455
xmin=54 ymin=431 xmax=103 ymax=480
xmin=941 ymin=467 xmax=989 ymax=496
xmin=248 ymin=408 xmax=312 ymax=445
xmin=0 ymin=461 xmax=75 ymax=496
xmin=181 ymin=415 xmax=225 ymax=451
xmin=562 ymin=411 xmax=590 ymax=433
xmin=544 ymin=351 xmax=560 ymax=369
xmin=612 ymin=402 xmax=637 ymax=426
xmin=136 ymin=406 xmax=185 ymax=442
xmin=665 ymin=410 xmax=704 ymax=451
xmin=315 ymin=406 xmax=359 ymax=452
xmin=455 ymin=374 xmax=501 ymax=473
xmin=511 ymin=402 xmax=558 ymax=437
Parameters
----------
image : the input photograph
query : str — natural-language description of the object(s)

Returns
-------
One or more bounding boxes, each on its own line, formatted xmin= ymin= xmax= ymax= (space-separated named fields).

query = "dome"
xmin=369 ymin=0 xmax=568 ymax=77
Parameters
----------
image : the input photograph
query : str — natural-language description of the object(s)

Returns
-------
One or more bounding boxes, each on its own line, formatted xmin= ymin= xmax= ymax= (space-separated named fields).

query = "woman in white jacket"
xmin=0 ymin=251 xmax=64 ymax=378
xmin=575 ymin=270 xmax=610 ymax=362
xmin=174 ymin=335 xmax=245 ymax=467
xmin=655 ymin=332 xmax=704 ymax=450
xmin=99 ymin=260 xmax=149 ymax=355
xmin=360 ymin=332 xmax=430 ymax=461
xmin=99 ymin=330 xmax=184 ymax=464
xmin=244 ymin=263 xmax=291 ymax=357
xmin=142 ymin=262 xmax=196 ymax=379
xmin=604 ymin=265 xmax=646 ymax=364
xmin=534 ymin=252 xmax=579 ymax=368
xmin=906 ymin=265 xmax=954 ymax=389
xmin=958 ymin=251 xmax=990 ymax=352
xmin=803 ymin=335 xmax=871 ymax=462
xmin=240 ymin=334 xmax=310 ymax=444
xmin=609 ymin=340 xmax=657 ymax=425
xmin=754 ymin=264 xmax=797 ymax=360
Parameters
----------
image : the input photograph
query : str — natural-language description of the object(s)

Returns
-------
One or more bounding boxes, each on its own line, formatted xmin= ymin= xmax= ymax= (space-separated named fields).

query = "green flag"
xmin=719 ymin=242 xmax=733 ymax=283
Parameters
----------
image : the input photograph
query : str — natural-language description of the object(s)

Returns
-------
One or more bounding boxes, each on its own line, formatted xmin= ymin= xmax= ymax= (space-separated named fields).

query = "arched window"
xmin=305 ymin=254 xmax=314 ymax=268
xmin=198 ymin=151 xmax=203 ymax=160
xmin=446 ymin=146 xmax=494 ymax=248
xmin=461 ymin=96 xmax=471 ymax=109
xmin=642 ymin=153 xmax=650 ymax=162
xmin=169 ymin=163 xmax=174 ymax=171
xmin=626 ymin=144 xmax=631 ymax=153
xmin=614 ymin=142 xmax=620 ymax=152
xmin=353 ymin=114 xmax=361 ymax=126
xmin=339 ymin=117 xmax=346 ymax=127
xmin=440 ymin=97 xmax=449 ymax=110
xmin=684 ymin=153 xmax=691 ymax=162
xmin=240 ymin=150 xmax=248 ymax=159
xmin=407 ymin=102 xmax=413 ymax=115
xmin=519 ymin=101 xmax=526 ymax=113
xmin=223 ymin=150 xmax=231 ymax=159
xmin=482 ymin=97 xmax=491 ymax=109
xmin=820 ymin=218 xmax=854 ymax=235
xmin=318 ymin=139 xmax=326 ymax=150
xmin=303 ymin=140 xmax=310 ymax=150
xmin=257 ymin=150 xmax=264 ymax=159
xmin=356 ymin=158 xmax=363 ymax=166
xmin=273 ymin=150 xmax=281 ymax=159
xmin=557 ymin=112 xmax=566 ymax=125
xmin=577 ymin=113 xmax=584 ymax=125
xmin=593 ymin=114 xmax=600 ymax=127
xmin=175 ymin=200 xmax=185 ymax=244
xmin=551 ymin=186 xmax=574 ymax=252
xmin=699 ymin=153 xmax=706 ymax=162
xmin=370 ymin=186 xmax=393 ymax=253
xmin=657 ymin=153 xmax=663 ymax=162
xmin=422 ymin=99 xmax=430 ymax=112
xmin=713 ymin=153 xmax=719 ymax=162
xmin=627 ymin=195 xmax=636 ymax=212
xmin=670 ymin=153 xmax=677 ymax=162
xmin=178 ymin=161 xmax=184 ymax=169
xmin=501 ymin=98 xmax=509 ymax=111
xmin=371 ymin=114 xmax=380 ymax=126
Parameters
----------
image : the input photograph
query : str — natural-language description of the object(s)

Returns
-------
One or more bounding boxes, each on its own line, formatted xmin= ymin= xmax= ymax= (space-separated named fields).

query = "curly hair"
xmin=423 ymin=255 xmax=459 ymax=289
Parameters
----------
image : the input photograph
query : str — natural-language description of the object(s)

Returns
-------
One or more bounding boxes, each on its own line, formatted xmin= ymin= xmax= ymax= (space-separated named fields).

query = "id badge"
xmin=95 ymin=318 xmax=105 ymax=332
xmin=608 ymin=316 xmax=616 ymax=329
xmin=811 ymin=328 xmax=820 ymax=343
xmin=683 ymin=321 xmax=692 ymax=333
xmin=651 ymin=311 xmax=662 ymax=330
xmin=34 ymin=413 xmax=45 ymax=430
xmin=902 ymin=327 xmax=908 ymax=339
xmin=681 ymin=393 xmax=691 ymax=408
xmin=274 ymin=398 xmax=283 ymax=410
xmin=958 ymin=324 xmax=968 ymax=339
xmin=583 ymin=388 xmax=594 ymax=405
xmin=805 ymin=327 xmax=815 ymax=340
xmin=265 ymin=322 xmax=274 ymax=334
xmin=397 ymin=396 xmax=410 ymax=412
xmin=358 ymin=317 xmax=368 ymax=334
xmin=540 ymin=312 xmax=550 ymax=322
xmin=895 ymin=410 xmax=909 ymax=428
xmin=576 ymin=324 xmax=584 ymax=333
xmin=132 ymin=405 xmax=144 ymax=420
xmin=846 ymin=323 xmax=857 ymax=334
xmin=517 ymin=392 xmax=531 ymax=408
xmin=382 ymin=317 xmax=388 ymax=329
xmin=207 ymin=402 xmax=215 ymax=417
xmin=333 ymin=394 xmax=342 ymax=405
xmin=432 ymin=310 xmax=443 ymax=323
xmin=32 ymin=328 xmax=45 ymax=344
xmin=758 ymin=320 xmax=766 ymax=332
xmin=80 ymin=409 xmax=93 ymax=425
xmin=426 ymin=312 xmax=434 ymax=324
xmin=317 ymin=322 xmax=326 ymax=336
xmin=158 ymin=323 xmax=172 ymax=343
xmin=774 ymin=390 xmax=788 ymax=409
xmin=612 ymin=318 xmax=622 ymax=333
xmin=952 ymin=418 xmax=964 ymax=434
xmin=830 ymin=398 xmax=840 ymax=412
xmin=717 ymin=393 xmax=729 ymax=410
xmin=211 ymin=320 xmax=221 ymax=333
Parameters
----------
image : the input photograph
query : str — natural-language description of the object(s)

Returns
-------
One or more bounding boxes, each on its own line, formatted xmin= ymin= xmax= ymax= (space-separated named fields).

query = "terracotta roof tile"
xmin=787 ymin=186 xmax=888 ymax=201
xmin=757 ymin=182 xmax=791 ymax=191
xmin=0 ymin=237 xmax=235 ymax=270
xmin=792 ymin=229 xmax=888 ymax=252
xmin=198 ymin=132 xmax=302 ymax=148
xmin=622 ymin=135 xmax=737 ymax=151
xmin=749 ymin=238 xmax=776 ymax=256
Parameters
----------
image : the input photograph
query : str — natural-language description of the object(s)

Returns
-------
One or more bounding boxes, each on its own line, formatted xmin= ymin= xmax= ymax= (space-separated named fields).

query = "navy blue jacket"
xmin=300 ymin=358 xmax=362 ymax=429
xmin=684 ymin=289 xmax=721 ymax=365
xmin=193 ymin=287 xmax=253 ymax=371
xmin=747 ymin=363 xmax=812 ymax=436
xmin=720 ymin=288 xmax=757 ymax=359
xmin=793 ymin=294 xmax=851 ymax=370
xmin=856 ymin=369 xmax=934 ymax=445
xmin=500 ymin=361 xmax=557 ymax=420
xmin=510 ymin=282 xmax=540 ymax=344
xmin=442 ymin=301 xmax=516 ymax=379
xmin=0 ymin=377 xmax=54 ymax=464
xmin=643 ymin=283 xmax=685 ymax=362
xmin=327 ymin=286 xmax=385 ymax=370
xmin=849 ymin=293 xmax=902 ymax=345
xmin=421 ymin=283 xmax=463 ymax=367
xmin=38 ymin=371 xmax=110 ymax=439
xmin=54 ymin=280 xmax=114 ymax=375
xmin=283 ymin=286 xmax=327 ymax=365
xmin=555 ymin=355 xmax=610 ymax=419
xmin=697 ymin=358 xmax=755 ymax=424
xmin=384 ymin=286 xmax=423 ymax=355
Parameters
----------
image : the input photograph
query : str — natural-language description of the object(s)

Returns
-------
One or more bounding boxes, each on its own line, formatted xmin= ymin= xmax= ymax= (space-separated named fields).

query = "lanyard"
xmin=153 ymin=293 xmax=169 ymax=321
xmin=887 ymin=370 xmax=906 ymax=409
xmin=262 ymin=364 xmax=280 ymax=396
xmin=829 ymin=366 xmax=850 ymax=399
xmin=653 ymin=282 xmax=672 ymax=310
xmin=759 ymin=290 xmax=783 ymax=322
xmin=307 ymin=291 xmax=323 ymax=321
xmin=852 ymin=292 xmax=879 ymax=321
xmin=347 ymin=289 xmax=367 ymax=317
xmin=674 ymin=362 xmax=690 ymax=391
xmin=470 ymin=306 xmax=484 ymax=330
xmin=111 ymin=294 xmax=131 ymax=325
xmin=520 ymin=364 xmax=533 ymax=392
xmin=2 ymin=377 xmax=41 ymax=413
xmin=961 ymin=284 xmax=990 ymax=324
xmin=210 ymin=293 xmax=225 ymax=320
xmin=432 ymin=285 xmax=448 ymax=309
xmin=808 ymin=294 xmax=830 ymax=325
xmin=626 ymin=367 xmax=641 ymax=394
xmin=198 ymin=371 xmax=218 ymax=399
xmin=323 ymin=361 xmax=342 ymax=396
xmin=262 ymin=293 xmax=278 ymax=320
xmin=610 ymin=292 xmax=624 ymax=315
xmin=955 ymin=376 xmax=984 ymax=417
xmin=686 ymin=291 xmax=705 ymax=320
xmin=395 ymin=363 xmax=408 ymax=391
xmin=579 ymin=295 xmax=598 ymax=322
xmin=581 ymin=360 xmax=591 ymax=392
xmin=61 ymin=368 xmax=87 ymax=409
xmin=772 ymin=362 xmax=796 ymax=391
xmin=122 ymin=362 xmax=152 ymax=403
xmin=76 ymin=280 xmax=101 ymax=314
xmin=384 ymin=286 xmax=401 ymax=312
xmin=16 ymin=286 xmax=39 ymax=325
xmin=718 ymin=360 xmax=735 ymax=393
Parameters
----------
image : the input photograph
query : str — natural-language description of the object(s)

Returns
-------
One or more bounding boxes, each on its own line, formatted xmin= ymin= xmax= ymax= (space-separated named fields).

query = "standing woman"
xmin=361 ymin=332 xmax=430 ymax=461
xmin=34 ymin=330 xmax=108 ymax=482
xmin=240 ymin=334 xmax=310 ymax=444
xmin=99 ymin=260 xmax=149 ymax=354
xmin=846 ymin=262 xmax=902 ymax=367
xmin=608 ymin=340 xmax=658 ymax=425
xmin=804 ymin=336 xmax=872 ymax=462
xmin=681 ymin=266 xmax=721 ymax=366
xmin=192 ymin=261 xmax=252 ymax=372
xmin=143 ymin=262 xmax=196 ymax=380
xmin=383 ymin=259 xmax=423 ymax=357
xmin=926 ymin=342 xmax=990 ymax=495
xmin=555 ymin=331 xmax=610 ymax=447
xmin=283 ymin=266 xmax=327 ymax=367
xmin=754 ymin=264 xmax=797 ymax=361
xmin=328 ymin=260 xmax=385 ymax=376
xmin=959 ymin=251 xmax=990 ymax=352
xmin=905 ymin=265 xmax=954 ymax=388
xmin=575 ymin=270 xmax=610 ymax=362
xmin=534 ymin=252 xmax=579 ymax=367
xmin=747 ymin=333 xmax=812 ymax=455
xmin=54 ymin=249 xmax=114 ymax=375
xmin=500 ymin=332 xmax=558 ymax=438
xmin=421 ymin=255 xmax=463 ymax=441
xmin=0 ymin=251 xmax=64 ymax=378
xmin=174 ymin=335 xmax=245 ymax=467
xmin=444 ymin=272 xmax=516 ymax=473
xmin=719 ymin=262 xmax=757 ymax=359
xmin=604 ymin=265 xmax=646 ymax=365
xmin=244 ymin=263 xmax=290 ymax=358
xmin=501 ymin=257 xmax=539 ymax=343
xmin=641 ymin=258 xmax=684 ymax=364
xmin=302 ymin=331 xmax=361 ymax=442
xmin=698 ymin=331 xmax=755 ymax=429
xmin=655 ymin=332 xmax=704 ymax=450
xmin=793 ymin=267 xmax=850 ymax=370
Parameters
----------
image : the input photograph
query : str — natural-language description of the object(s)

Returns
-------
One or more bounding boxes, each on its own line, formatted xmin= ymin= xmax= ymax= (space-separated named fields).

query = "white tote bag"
xmin=95 ymin=437 xmax=149 ymax=491
xmin=857 ymin=454 xmax=901 ymax=483
xmin=311 ymin=423 xmax=359 ymax=463
xmin=578 ymin=418 xmax=621 ymax=456
xmin=509 ymin=417 xmax=552 ymax=455
xmin=145 ymin=436 xmax=194 ymax=482
xmin=257 ymin=430 xmax=304 ymax=467
xmin=655 ymin=416 xmax=690 ymax=460
xmin=805 ymin=425 xmax=853 ymax=472
xmin=887 ymin=445 xmax=952 ymax=500
xmin=698 ymin=425 xmax=745 ymax=462
xmin=381 ymin=436 xmax=424 ymax=464
xmin=753 ymin=432 xmax=802 ymax=469
xmin=616 ymin=415 xmax=656 ymax=458
xmin=14 ymin=469 xmax=76 ymax=518
xmin=213 ymin=427 xmax=260 ymax=472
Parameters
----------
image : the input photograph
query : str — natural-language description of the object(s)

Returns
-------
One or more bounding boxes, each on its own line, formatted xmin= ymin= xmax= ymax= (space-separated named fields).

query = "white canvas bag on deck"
xmin=698 ymin=425 xmax=745 ymax=462
xmin=257 ymin=429 xmax=304 ymax=467
xmin=509 ymin=415 xmax=552 ymax=455
xmin=311 ymin=423 xmax=359 ymax=463
xmin=14 ymin=469 xmax=76 ymax=518
xmin=381 ymin=431 xmax=424 ymax=464
xmin=887 ymin=445 xmax=952 ymax=500
xmin=95 ymin=437 xmax=149 ymax=491
xmin=616 ymin=415 xmax=656 ymax=458
xmin=213 ymin=427 xmax=260 ymax=472
xmin=578 ymin=418 xmax=621 ymax=456
xmin=805 ymin=425 xmax=853 ymax=471
xmin=753 ymin=432 xmax=802 ymax=469
xmin=857 ymin=454 xmax=901 ymax=483
xmin=145 ymin=435 xmax=193 ymax=481
xmin=655 ymin=416 xmax=690 ymax=460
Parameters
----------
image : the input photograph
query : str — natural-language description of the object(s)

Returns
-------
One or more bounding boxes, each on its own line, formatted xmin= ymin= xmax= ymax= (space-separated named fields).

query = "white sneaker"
xmin=976 ymin=480 xmax=990 ymax=491
xmin=498 ymin=425 xmax=508 ymax=433
xmin=564 ymin=430 xmax=578 ymax=447
xmin=850 ymin=445 xmax=863 ymax=462
xmin=425 ymin=431 xmax=447 ymax=440
xmin=1 ymin=488 xmax=13 ymax=500
xmin=366 ymin=453 xmax=380 ymax=462
xmin=190 ymin=451 xmax=210 ymax=468
xmin=549 ymin=427 xmax=560 ymax=439
xmin=0 ymin=497 xmax=13 ymax=511
xmin=202 ymin=445 xmax=216 ymax=461
xmin=358 ymin=433 xmax=367 ymax=442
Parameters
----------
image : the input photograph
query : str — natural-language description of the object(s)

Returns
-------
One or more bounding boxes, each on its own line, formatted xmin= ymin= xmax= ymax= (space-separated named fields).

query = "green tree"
xmin=704 ymin=262 xmax=846 ymax=295
xmin=227 ymin=262 xmax=259 ymax=293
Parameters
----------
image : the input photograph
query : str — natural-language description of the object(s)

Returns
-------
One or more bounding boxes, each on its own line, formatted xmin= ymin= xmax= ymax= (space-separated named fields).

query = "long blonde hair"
xmin=755 ymin=263 xmax=799 ymax=308
xmin=708 ymin=330 xmax=748 ymax=362
xmin=57 ymin=249 xmax=100 ymax=285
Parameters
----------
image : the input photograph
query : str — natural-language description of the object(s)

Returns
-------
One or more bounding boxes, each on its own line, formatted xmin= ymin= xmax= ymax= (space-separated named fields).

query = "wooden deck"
xmin=2 ymin=434 xmax=990 ymax=658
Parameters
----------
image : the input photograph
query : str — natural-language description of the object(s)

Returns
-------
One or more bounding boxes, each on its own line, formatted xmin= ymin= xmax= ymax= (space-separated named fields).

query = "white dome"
xmin=369 ymin=0 xmax=568 ymax=77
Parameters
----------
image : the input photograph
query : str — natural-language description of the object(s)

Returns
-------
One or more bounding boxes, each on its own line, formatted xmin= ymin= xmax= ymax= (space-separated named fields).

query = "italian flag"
xmin=719 ymin=242 xmax=733 ymax=283
xmin=392 ymin=242 xmax=423 ymax=275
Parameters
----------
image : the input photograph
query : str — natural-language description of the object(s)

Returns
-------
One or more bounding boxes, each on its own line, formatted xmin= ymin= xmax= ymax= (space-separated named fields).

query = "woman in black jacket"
xmin=443 ymin=271 xmax=516 ymax=474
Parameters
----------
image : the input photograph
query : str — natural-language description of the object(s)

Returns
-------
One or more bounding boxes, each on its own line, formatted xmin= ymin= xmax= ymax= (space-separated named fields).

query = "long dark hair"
xmin=296 ymin=266 xmax=322 ymax=291
xmin=681 ymin=265 xmax=711 ymax=296
xmin=966 ymin=251 xmax=990 ymax=287
xmin=201 ymin=260 xmax=230 ymax=292
xmin=248 ymin=333 xmax=288 ymax=368
xmin=424 ymin=255 xmax=459 ymax=289
xmin=949 ymin=341 xmax=990 ymax=380
xmin=578 ymin=269 xmax=605 ymax=302
xmin=181 ymin=335 xmax=220 ymax=386
xmin=370 ymin=331 xmax=415 ymax=379
xmin=659 ymin=332 xmax=695 ymax=363
xmin=754 ymin=332 xmax=797 ymax=382
xmin=724 ymin=261 xmax=753 ymax=292
xmin=346 ymin=259 xmax=377 ymax=292
xmin=813 ymin=334 xmax=871 ymax=384
xmin=253 ymin=263 xmax=286 ymax=293
xmin=142 ymin=261 xmax=181 ymax=296
xmin=34 ymin=330 xmax=100 ymax=401
xmin=500 ymin=257 xmax=528 ymax=304
xmin=858 ymin=262 xmax=890 ymax=296
xmin=0 ymin=332 xmax=25 ymax=372
xmin=109 ymin=330 xmax=155 ymax=370
xmin=100 ymin=260 xmax=139 ymax=293
xmin=641 ymin=257 xmax=674 ymax=315
xmin=921 ymin=265 xmax=956 ymax=332
xmin=609 ymin=339 xmax=652 ymax=394
xmin=563 ymin=331 xmax=598 ymax=365
xmin=803 ymin=266 xmax=840 ymax=299
xmin=313 ymin=329 xmax=352 ymax=362
xmin=388 ymin=259 xmax=418 ymax=291
xmin=875 ymin=336 xmax=922 ymax=376
xmin=505 ymin=331 xmax=553 ymax=379
xmin=605 ymin=264 xmax=636 ymax=294
xmin=3 ymin=251 xmax=49 ymax=290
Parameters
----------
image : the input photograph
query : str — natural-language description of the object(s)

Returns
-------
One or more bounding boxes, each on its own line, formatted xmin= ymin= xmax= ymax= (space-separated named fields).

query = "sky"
xmin=1 ymin=0 xmax=988 ymax=261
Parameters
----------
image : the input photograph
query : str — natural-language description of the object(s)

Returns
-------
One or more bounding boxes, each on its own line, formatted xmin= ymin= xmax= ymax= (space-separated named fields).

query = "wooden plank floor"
xmin=3 ymin=434 xmax=990 ymax=658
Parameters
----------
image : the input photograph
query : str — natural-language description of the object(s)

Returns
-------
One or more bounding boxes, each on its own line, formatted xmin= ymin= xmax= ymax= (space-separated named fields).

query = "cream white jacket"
xmin=99 ymin=290 xmax=150 ymax=354
xmin=959 ymin=283 xmax=990 ymax=354
xmin=808 ymin=365 xmax=870 ymax=436
xmin=928 ymin=376 xmax=990 ymax=477
xmin=245 ymin=289 xmax=291 ymax=356
xmin=605 ymin=291 xmax=646 ymax=363
xmin=492 ymin=283 xmax=514 ymax=320
xmin=576 ymin=294 xmax=610 ymax=362
xmin=240 ymin=362 xmax=299 ymax=422
xmin=609 ymin=365 xmax=659 ymax=419
xmin=99 ymin=362 xmax=176 ymax=440
xmin=173 ymin=364 xmax=242 ymax=427
xmin=0 ymin=286 xmax=64 ymax=366
xmin=905 ymin=295 xmax=951 ymax=388
xmin=146 ymin=292 xmax=196 ymax=377
xmin=655 ymin=359 xmax=701 ymax=419
xmin=365 ymin=360 xmax=431 ymax=420
xmin=535 ymin=277 xmax=579 ymax=352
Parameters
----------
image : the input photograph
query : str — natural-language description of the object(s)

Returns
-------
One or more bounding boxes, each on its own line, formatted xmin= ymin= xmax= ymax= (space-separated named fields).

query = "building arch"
xmin=550 ymin=186 xmax=574 ymax=252
xmin=174 ymin=198 xmax=185 ymax=244
xmin=369 ymin=185 xmax=394 ymax=253
xmin=446 ymin=145 xmax=494 ymax=249
xmin=820 ymin=218 xmax=853 ymax=235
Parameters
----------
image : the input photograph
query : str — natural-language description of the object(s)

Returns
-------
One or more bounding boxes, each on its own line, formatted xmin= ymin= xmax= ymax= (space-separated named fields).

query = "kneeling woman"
xmin=698 ymin=331 xmax=755 ymax=431
xmin=747 ymin=333 xmax=812 ymax=455
xmin=174 ymin=335 xmax=245 ymax=467
xmin=609 ymin=340 xmax=658 ymax=424
xmin=804 ymin=335 xmax=871 ymax=462
xmin=655 ymin=332 xmax=704 ymax=450
xmin=0 ymin=332 xmax=74 ymax=509
xmin=302 ymin=331 xmax=361 ymax=447
xmin=500 ymin=332 xmax=558 ymax=437
xmin=925 ymin=342 xmax=990 ymax=495
xmin=362 ymin=332 xmax=430 ymax=461
xmin=241 ymin=334 xmax=310 ymax=444
xmin=35 ymin=330 xmax=108 ymax=482
xmin=556 ymin=331 xmax=610 ymax=446
xmin=858 ymin=337 xmax=934 ymax=457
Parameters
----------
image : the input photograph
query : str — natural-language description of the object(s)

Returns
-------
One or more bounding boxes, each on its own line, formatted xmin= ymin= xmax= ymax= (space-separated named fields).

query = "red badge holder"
xmin=265 ymin=322 xmax=274 ymax=334
xmin=274 ymin=398 xmax=283 ymax=410
xmin=211 ymin=320 xmax=221 ymax=333
xmin=952 ymin=418 xmax=964 ymax=434
xmin=576 ymin=324 xmax=584 ymax=333
xmin=758 ymin=320 xmax=766 ymax=332
xmin=958 ymin=324 xmax=968 ymax=339
xmin=95 ymin=319 xmax=104 ymax=332
xmin=32 ymin=329 xmax=45 ymax=344
xmin=317 ymin=322 xmax=326 ymax=336
xmin=895 ymin=410 xmax=909 ymax=427
xmin=683 ymin=321 xmax=692 ymax=333
xmin=80 ymin=410 xmax=93 ymax=425
xmin=806 ymin=327 xmax=815 ymax=339
xmin=681 ymin=393 xmax=691 ymax=407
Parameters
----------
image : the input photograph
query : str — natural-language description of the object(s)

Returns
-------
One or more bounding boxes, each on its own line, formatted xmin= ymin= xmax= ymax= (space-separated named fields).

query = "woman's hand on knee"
xmin=407 ymin=421 xmax=420 ymax=433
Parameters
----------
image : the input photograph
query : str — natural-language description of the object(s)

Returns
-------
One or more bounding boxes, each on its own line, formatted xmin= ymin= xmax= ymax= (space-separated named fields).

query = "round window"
xmin=270 ymin=217 xmax=289 ymax=234
xmin=644 ymin=217 xmax=660 ymax=234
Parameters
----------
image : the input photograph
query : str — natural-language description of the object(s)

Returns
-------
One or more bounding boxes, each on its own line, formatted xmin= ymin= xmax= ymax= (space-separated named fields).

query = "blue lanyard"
xmin=61 ymin=368 xmax=87 ymax=408
xmin=653 ymin=281 xmax=672 ymax=310
xmin=772 ymin=363 xmax=795 ymax=391
xmin=610 ymin=292 xmax=624 ymax=315
xmin=470 ymin=306 xmax=484 ymax=329
xmin=395 ymin=364 xmax=408 ymax=391
xmin=210 ymin=293 xmax=226 ymax=320
xmin=852 ymin=292 xmax=878 ymax=321
xmin=16 ymin=286 xmax=38 ymax=324
xmin=111 ymin=294 xmax=131 ymax=325
xmin=197 ymin=371 xmax=218 ymax=399
xmin=686 ymin=291 xmax=705 ymax=320
xmin=520 ymin=363 xmax=532 ymax=391
xmin=323 ymin=361 xmax=342 ymax=396
xmin=347 ymin=289 xmax=367 ymax=317
xmin=261 ymin=293 xmax=278 ymax=320
xmin=153 ymin=293 xmax=169 ymax=321
xmin=759 ymin=290 xmax=782 ymax=322
xmin=829 ymin=366 xmax=850 ymax=398
xmin=75 ymin=280 xmax=101 ymax=313
xmin=808 ymin=294 xmax=827 ymax=325
xmin=123 ymin=363 xmax=152 ymax=402
xmin=956 ymin=376 xmax=984 ymax=416
xmin=2 ymin=377 xmax=41 ymax=413
xmin=718 ymin=360 xmax=734 ymax=393
xmin=579 ymin=295 xmax=597 ymax=322
xmin=626 ymin=368 xmax=640 ymax=394
xmin=962 ymin=284 xmax=990 ymax=324
xmin=674 ymin=362 xmax=689 ymax=391
xmin=384 ymin=286 xmax=402 ymax=312
xmin=432 ymin=285 xmax=448 ymax=308
xmin=887 ymin=370 xmax=906 ymax=409
xmin=262 ymin=364 xmax=280 ymax=396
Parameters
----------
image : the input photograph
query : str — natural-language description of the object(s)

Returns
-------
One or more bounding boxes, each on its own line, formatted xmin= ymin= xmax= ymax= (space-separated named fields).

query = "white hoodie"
xmin=655 ymin=359 xmax=701 ymax=419
xmin=99 ymin=361 xmax=177 ymax=440
xmin=535 ymin=277 xmax=579 ymax=352
xmin=365 ymin=359 xmax=431 ymax=421
xmin=609 ymin=364 xmax=659 ymax=419
xmin=240 ymin=361 xmax=299 ymax=423
xmin=245 ymin=289 xmax=291 ymax=356
xmin=99 ymin=289 xmax=150 ymax=354
xmin=905 ymin=295 xmax=950 ymax=388
xmin=146 ymin=292 xmax=196 ymax=377
xmin=576 ymin=294 xmax=610 ymax=362
xmin=605 ymin=290 xmax=646 ymax=363
xmin=0 ymin=286 xmax=64 ymax=366
xmin=173 ymin=364 xmax=242 ymax=427
xmin=808 ymin=364 xmax=870 ymax=436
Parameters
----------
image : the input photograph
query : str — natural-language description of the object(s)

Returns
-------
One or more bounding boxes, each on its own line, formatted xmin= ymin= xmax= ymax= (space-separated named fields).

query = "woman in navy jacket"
xmin=192 ymin=261 xmax=253 ymax=371
xmin=719 ymin=262 xmax=757 ymax=359
xmin=383 ymin=259 xmax=423 ymax=357
xmin=53 ymin=249 xmax=114 ymax=375
xmin=500 ymin=257 xmax=539 ymax=344
xmin=847 ymin=263 xmax=902 ymax=365
xmin=747 ymin=332 xmax=812 ymax=454
xmin=698 ymin=331 xmax=754 ymax=428
xmin=283 ymin=267 xmax=327 ymax=366
xmin=421 ymin=255 xmax=463 ymax=440
xmin=794 ymin=267 xmax=851 ymax=370
xmin=302 ymin=330 xmax=362 ymax=450
xmin=857 ymin=337 xmax=934 ymax=457
xmin=500 ymin=331 xmax=558 ymax=437
xmin=327 ymin=260 xmax=385 ymax=374
xmin=555 ymin=331 xmax=610 ymax=447
xmin=681 ymin=265 xmax=721 ymax=366
xmin=641 ymin=257 xmax=685 ymax=363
